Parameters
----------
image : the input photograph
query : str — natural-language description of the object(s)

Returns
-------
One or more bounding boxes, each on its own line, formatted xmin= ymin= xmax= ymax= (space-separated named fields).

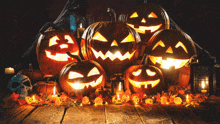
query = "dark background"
xmin=1 ymin=0 xmax=220 ymax=70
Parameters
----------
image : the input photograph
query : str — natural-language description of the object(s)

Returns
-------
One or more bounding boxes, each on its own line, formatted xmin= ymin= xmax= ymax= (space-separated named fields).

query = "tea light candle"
xmin=201 ymin=81 xmax=207 ymax=93
xmin=49 ymin=86 xmax=59 ymax=102
xmin=5 ymin=67 xmax=15 ymax=74
xmin=186 ymin=94 xmax=189 ymax=103
xmin=77 ymin=23 xmax=85 ymax=38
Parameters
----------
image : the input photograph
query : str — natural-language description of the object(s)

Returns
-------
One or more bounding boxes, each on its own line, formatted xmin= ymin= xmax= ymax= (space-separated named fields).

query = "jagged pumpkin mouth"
xmin=45 ymin=50 xmax=79 ymax=61
xmin=91 ymin=48 xmax=135 ymax=61
xmin=67 ymin=75 xmax=103 ymax=90
xmin=128 ymin=78 xmax=160 ymax=88
xmin=149 ymin=55 xmax=189 ymax=69
xmin=127 ymin=23 xmax=162 ymax=34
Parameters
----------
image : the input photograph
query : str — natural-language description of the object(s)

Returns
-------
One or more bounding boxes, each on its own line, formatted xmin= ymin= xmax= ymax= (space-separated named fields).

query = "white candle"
xmin=201 ymin=81 xmax=207 ymax=93
xmin=5 ymin=67 xmax=15 ymax=74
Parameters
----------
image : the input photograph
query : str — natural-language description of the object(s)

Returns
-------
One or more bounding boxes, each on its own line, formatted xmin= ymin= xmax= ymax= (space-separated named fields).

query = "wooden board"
xmin=21 ymin=106 xmax=65 ymax=124
xmin=105 ymin=103 xmax=143 ymax=124
xmin=62 ymin=105 xmax=106 ymax=124
xmin=0 ymin=105 xmax=35 ymax=123
xmin=135 ymin=104 xmax=173 ymax=124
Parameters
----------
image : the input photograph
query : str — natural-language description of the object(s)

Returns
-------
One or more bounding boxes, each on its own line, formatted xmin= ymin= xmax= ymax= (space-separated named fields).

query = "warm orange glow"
xmin=111 ymin=40 xmax=118 ymax=46
xmin=186 ymin=94 xmax=189 ymax=102
xmin=119 ymin=82 xmax=121 ymax=91
xmin=49 ymin=36 xmax=59 ymax=47
xmin=68 ymin=71 xmax=84 ymax=79
xmin=146 ymin=69 xmax=156 ymax=76
xmin=201 ymin=81 xmax=205 ymax=89
xmin=91 ymin=48 xmax=135 ymax=61
xmin=174 ymin=97 xmax=182 ymax=105
xmin=45 ymin=50 xmax=79 ymax=61
xmin=130 ymin=12 xmax=138 ymax=18
xmin=64 ymin=35 xmax=74 ymax=44
xmin=141 ymin=18 xmax=146 ymax=23
xmin=148 ymin=12 xmax=158 ymax=18
xmin=92 ymin=32 xmax=107 ymax=42
xmin=121 ymin=33 xmax=135 ymax=43
xmin=152 ymin=40 xmax=165 ymax=50
xmin=53 ymin=86 xmax=56 ymax=95
xmin=128 ymin=78 xmax=160 ymax=88
xmin=32 ymin=95 xmax=35 ymax=102
xmin=68 ymin=75 xmax=103 ymax=90
xmin=165 ymin=46 xmax=173 ymax=54
xmin=132 ymin=69 xmax=142 ymax=76
xmin=87 ymin=67 xmax=100 ymax=77
xmin=60 ymin=44 xmax=68 ymax=49
xmin=175 ymin=41 xmax=188 ymax=53
xmin=127 ymin=23 xmax=162 ymax=34
xmin=149 ymin=55 xmax=189 ymax=69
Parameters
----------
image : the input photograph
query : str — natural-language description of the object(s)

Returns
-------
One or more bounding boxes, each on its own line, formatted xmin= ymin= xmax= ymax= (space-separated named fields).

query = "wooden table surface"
xmin=1 ymin=102 xmax=219 ymax=124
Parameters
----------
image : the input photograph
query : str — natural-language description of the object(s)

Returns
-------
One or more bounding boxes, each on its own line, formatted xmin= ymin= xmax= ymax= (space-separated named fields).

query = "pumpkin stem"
xmin=66 ymin=52 xmax=83 ymax=62
xmin=107 ymin=8 xmax=116 ymax=22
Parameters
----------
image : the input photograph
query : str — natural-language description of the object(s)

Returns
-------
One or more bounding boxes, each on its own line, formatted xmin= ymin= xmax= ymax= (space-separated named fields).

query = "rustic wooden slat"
xmin=21 ymin=106 xmax=65 ymax=124
xmin=105 ymin=104 xmax=143 ymax=124
xmin=162 ymin=105 xmax=206 ymax=124
xmin=135 ymin=104 xmax=173 ymax=124
xmin=0 ymin=105 xmax=35 ymax=124
xmin=62 ymin=105 xmax=106 ymax=124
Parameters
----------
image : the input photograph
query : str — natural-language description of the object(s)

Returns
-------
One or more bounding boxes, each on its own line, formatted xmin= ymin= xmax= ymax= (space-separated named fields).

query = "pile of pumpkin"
xmin=8 ymin=2 xmax=198 ymax=104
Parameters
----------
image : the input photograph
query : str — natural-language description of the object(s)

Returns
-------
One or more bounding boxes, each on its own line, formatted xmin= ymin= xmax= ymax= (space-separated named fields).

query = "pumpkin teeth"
xmin=91 ymin=48 xmax=135 ymax=61
xmin=128 ymin=78 xmax=160 ymax=88
xmin=148 ymin=55 xmax=189 ymax=69
xmin=45 ymin=50 xmax=79 ymax=61
xmin=68 ymin=75 xmax=103 ymax=90
xmin=126 ymin=23 xmax=162 ymax=34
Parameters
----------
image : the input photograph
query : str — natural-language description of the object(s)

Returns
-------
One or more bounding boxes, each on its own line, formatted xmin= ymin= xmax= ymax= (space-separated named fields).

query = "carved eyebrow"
xmin=152 ymin=40 xmax=165 ymax=50
xmin=175 ymin=41 xmax=188 ymax=53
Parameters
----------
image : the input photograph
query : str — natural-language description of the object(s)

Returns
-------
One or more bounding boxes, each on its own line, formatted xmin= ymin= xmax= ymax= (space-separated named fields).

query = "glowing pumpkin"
xmin=81 ymin=21 xmax=141 ymax=77
xmin=146 ymin=29 xmax=196 ymax=70
xmin=124 ymin=3 xmax=170 ymax=42
xmin=59 ymin=53 xmax=106 ymax=96
xmin=34 ymin=80 xmax=61 ymax=96
xmin=36 ymin=27 xmax=80 ymax=77
xmin=125 ymin=64 xmax=164 ymax=94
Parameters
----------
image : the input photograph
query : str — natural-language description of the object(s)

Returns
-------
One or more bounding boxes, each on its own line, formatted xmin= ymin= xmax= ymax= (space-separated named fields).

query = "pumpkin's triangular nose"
xmin=141 ymin=18 xmax=146 ymax=23
xmin=111 ymin=40 xmax=118 ymax=46
xmin=166 ymin=46 xmax=173 ymax=54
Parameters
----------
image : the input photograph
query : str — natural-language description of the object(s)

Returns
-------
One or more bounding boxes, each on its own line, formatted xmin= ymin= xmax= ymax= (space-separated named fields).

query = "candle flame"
xmin=80 ymin=23 xmax=82 ymax=28
xmin=53 ymin=86 xmax=56 ymax=95
xmin=201 ymin=81 xmax=205 ymax=89
xmin=186 ymin=94 xmax=189 ymax=100
xmin=32 ymin=95 xmax=35 ymax=101
xmin=117 ymin=94 xmax=120 ymax=99
xmin=119 ymin=82 xmax=121 ymax=91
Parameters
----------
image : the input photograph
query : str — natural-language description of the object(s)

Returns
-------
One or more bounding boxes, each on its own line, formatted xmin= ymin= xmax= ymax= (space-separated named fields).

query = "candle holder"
xmin=110 ymin=73 xmax=125 ymax=95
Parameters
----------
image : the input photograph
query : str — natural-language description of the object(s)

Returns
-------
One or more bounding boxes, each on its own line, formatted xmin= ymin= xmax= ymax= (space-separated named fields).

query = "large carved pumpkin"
xmin=59 ymin=53 xmax=106 ymax=96
xmin=81 ymin=21 xmax=141 ymax=77
xmin=36 ymin=27 xmax=80 ymax=77
xmin=125 ymin=64 xmax=164 ymax=94
xmin=146 ymin=29 xmax=196 ymax=70
xmin=123 ymin=3 xmax=170 ymax=42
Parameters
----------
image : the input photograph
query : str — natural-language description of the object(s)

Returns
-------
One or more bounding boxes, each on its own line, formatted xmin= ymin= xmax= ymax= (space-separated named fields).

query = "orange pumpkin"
xmin=34 ymin=81 xmax=61 ymax=96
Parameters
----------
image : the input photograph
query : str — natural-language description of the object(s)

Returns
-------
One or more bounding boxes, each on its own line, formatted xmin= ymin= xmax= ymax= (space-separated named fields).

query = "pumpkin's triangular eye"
xmin=148 ymin=12 xmax=158 ymax=18
xmin=64 ymin=35 xmax=74 ymax=44
xmin=88 ymin=67 xmax=100 ymax=77
xmin=92 ymin=32 xmax=108 ymax=42
xmin=49 ymin=36 xmax=59 ymax=46
xmin=146 ymin=69 xmax=156 ymax=76
xmin=132 ymin=69 xmax=142 ymax=76
xmin=121 ymin=33 xmax=135 ymax=43
xmin=130 ymin=12 xmax=138 ymax=18
xmin=175 ymin=41 xmax=188 ymax=53
xmin=68 ymin=71 xmax=84 ymax=79
xmin=152 ymin=40 xmax=165 ymax=50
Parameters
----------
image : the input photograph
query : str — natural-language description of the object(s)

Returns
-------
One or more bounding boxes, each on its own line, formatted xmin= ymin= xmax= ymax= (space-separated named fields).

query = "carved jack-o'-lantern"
xmin=125 ymin=64 xmax=164 ymax=94
xmin=36 ymin=27 xmax=80 ymax=77
xmin=124 ymin=3 xmax=170 ymax=42
xmin=59 ymin=53 xmax=106 ymax=95
xmin=81 ymin=21 xmax=141 ymax=77
xmin=146 ymin=29 xmax=196 ymax=69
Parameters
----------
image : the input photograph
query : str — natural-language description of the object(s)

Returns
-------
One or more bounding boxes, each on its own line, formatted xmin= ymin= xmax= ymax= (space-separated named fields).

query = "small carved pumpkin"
xmin=81 ymin=21 xmax=141 ymax=77
xmin=59 ymin=53 xmax=106 ymax=96
xmin=125 ymin=64 xmax=164 ymax=94
xmin=36 ymin=26 xmax=80 ymax=77
xmin=146 ymin=29 xmax=196 ymax=69
xmin=34 ymin=80 xmax=61 ymax=96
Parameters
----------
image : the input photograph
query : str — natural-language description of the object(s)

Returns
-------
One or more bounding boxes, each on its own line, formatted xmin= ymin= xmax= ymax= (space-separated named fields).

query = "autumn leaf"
xmin=11 ymin=92 xmax=19 ymax=101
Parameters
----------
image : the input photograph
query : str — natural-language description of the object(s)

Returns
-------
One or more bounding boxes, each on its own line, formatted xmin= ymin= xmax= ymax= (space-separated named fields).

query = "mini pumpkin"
xmin=146 ymin=29 xmax=196 ymax=69
xmin=36 ymin=25 xmax=80 ymax=77
xmin=81 ymin=21 xmax=141 ymax=77
xmin=34 ymin=80 xmax=61 ymax=96
xmin=125 ymin=64 xmax=164 ymax=94
xmin=59 ymin=52 xmax=106 ymax=96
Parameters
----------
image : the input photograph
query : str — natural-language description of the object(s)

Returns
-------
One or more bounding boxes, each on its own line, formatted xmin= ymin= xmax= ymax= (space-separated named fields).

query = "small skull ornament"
xmin=8 ymin=74 xmax=32 ymax=98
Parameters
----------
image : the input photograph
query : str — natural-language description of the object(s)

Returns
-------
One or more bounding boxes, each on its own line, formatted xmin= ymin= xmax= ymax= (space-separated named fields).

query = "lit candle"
xmin=31 ymin=95 xmax=38 ymax=105
xmin=186 ymin=94 xmax=189 ymax=103
xmin=49 ymin=86 xmax=59 ymax=102
xmin=201 ymin=81 xmax=207 ymax=93
xmin=5 ymin=67 xmax=15 ymax=74
xmin=77 ymin=23 xmax=85 ymax=38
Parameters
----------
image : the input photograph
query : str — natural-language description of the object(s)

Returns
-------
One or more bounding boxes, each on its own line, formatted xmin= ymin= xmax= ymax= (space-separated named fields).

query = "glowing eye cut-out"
xmin=49 ymin=36 xmax=59 ymax=47
xmin=64 ymin=35 xmax=74 ymax=44
xmin=87 ymin=67 xmax=100 ymax=77
xmin=121 ymin=33 xmax=135 ymax=43
xmin=152 ymin=40 xmax=165 ymax=50
xmin=146 ymin=69 xmax=156 ymax=76
xmin=175 ymin=41 xmax=188 ymax=53
xmin=68 ymin=71 xmax=84 ymax=79
xmin=132 ymin=69 xmax=142 ymax=76
xmin=148 ymin=12 xmax=158 ymax=18
xmin=92 ymin=32 xmax=108 ymax=42
xmin=141 ymin=18 xmax=146 ymax=23
xmin=130 ymin=12 xmax=138 ymax=18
